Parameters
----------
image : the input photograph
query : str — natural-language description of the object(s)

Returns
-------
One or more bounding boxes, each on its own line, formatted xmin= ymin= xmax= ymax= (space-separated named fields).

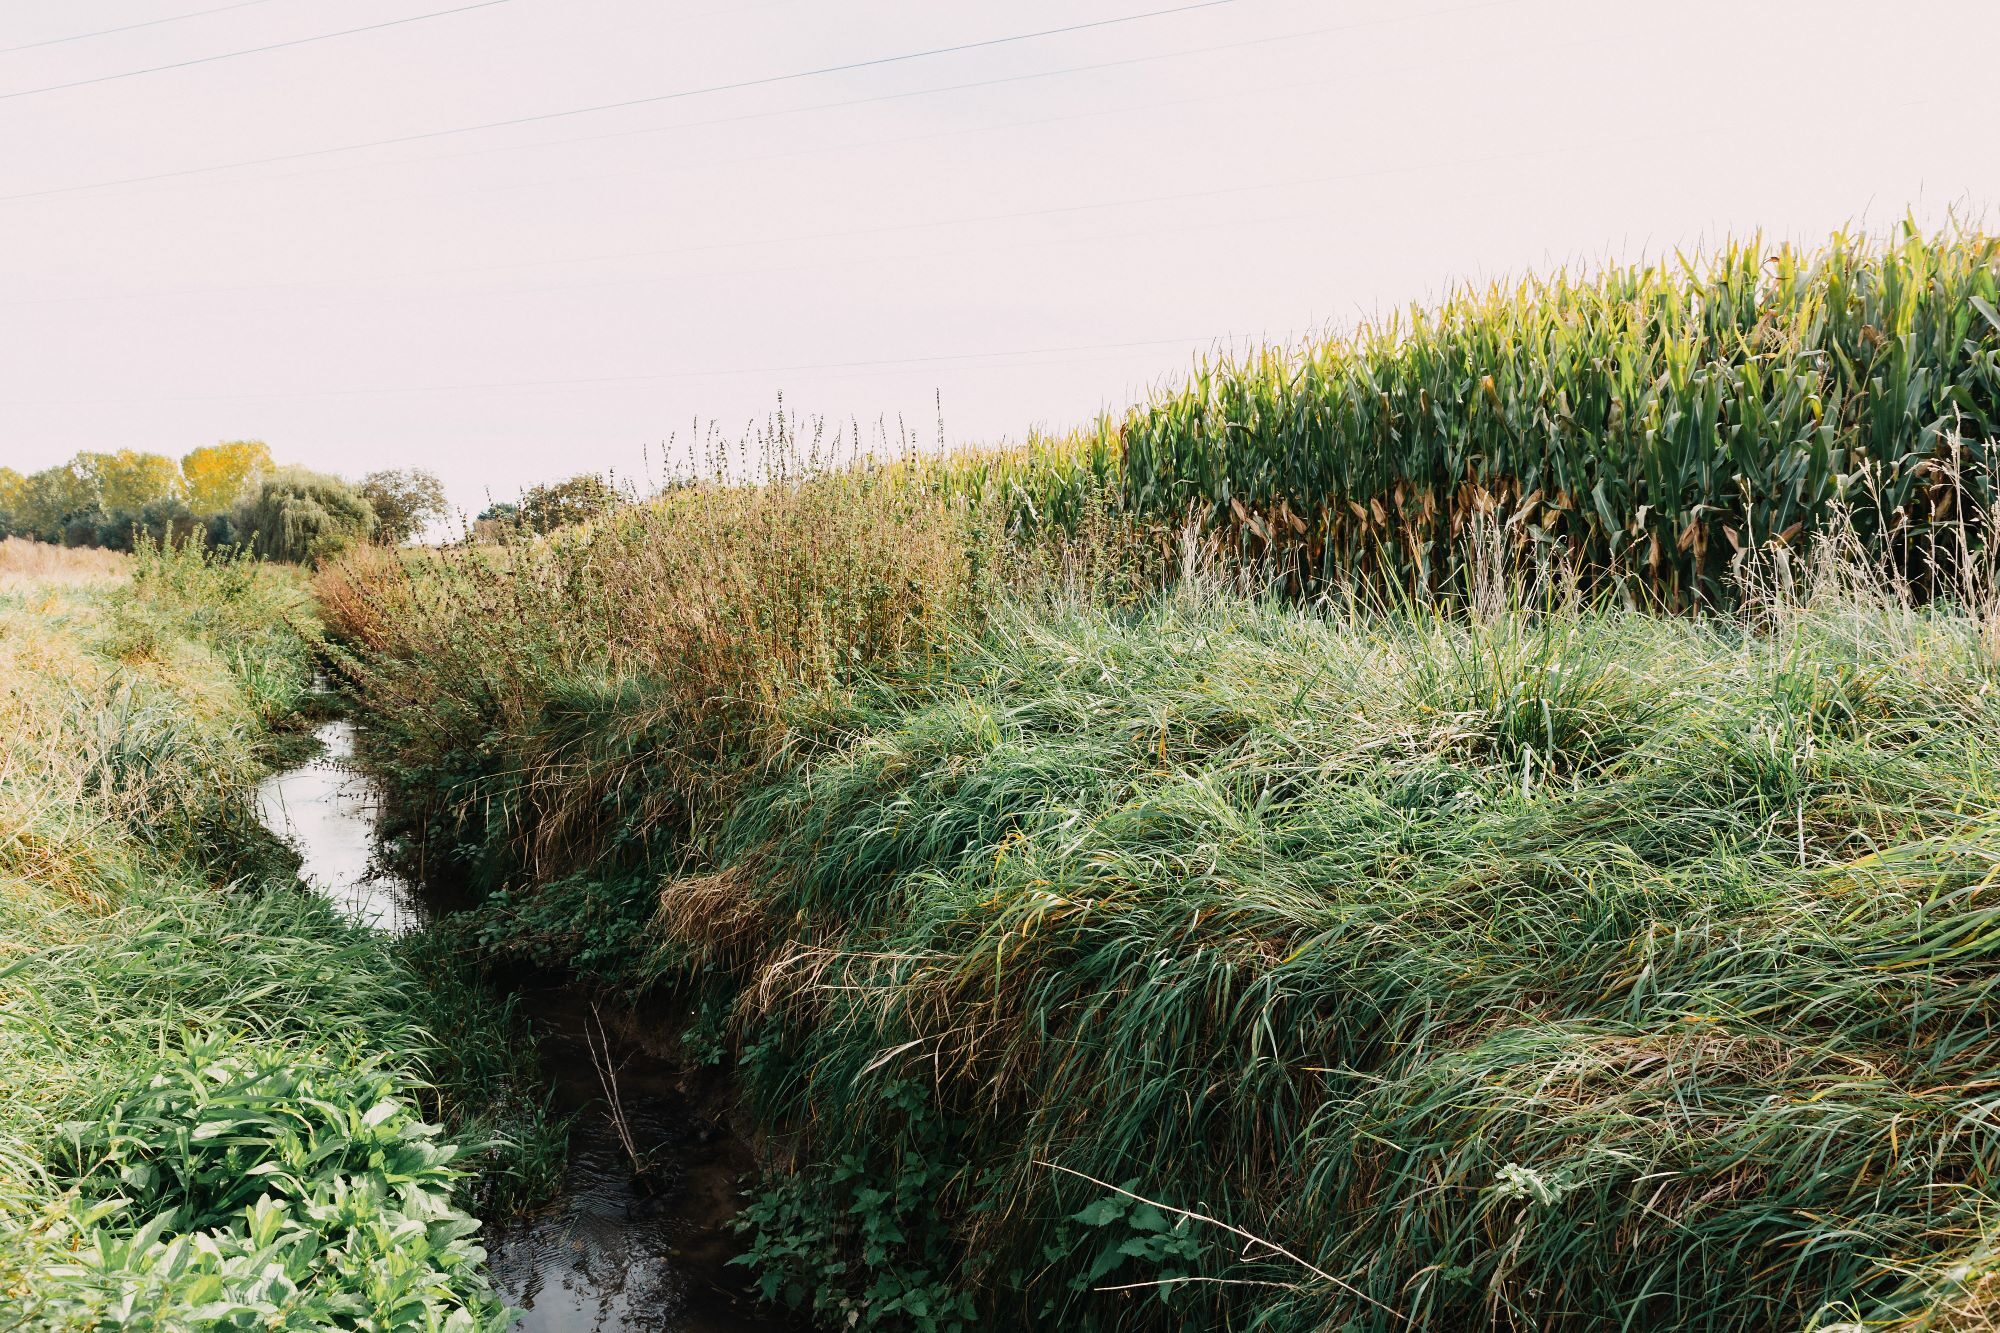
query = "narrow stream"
xmin=256 ymin=721 xmax=785 ymax=1333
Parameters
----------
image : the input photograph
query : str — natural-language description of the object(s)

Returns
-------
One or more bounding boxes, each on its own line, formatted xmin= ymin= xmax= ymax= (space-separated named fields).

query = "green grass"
xmin=672 ymin=577 xmax=2000 ymax=1331
xmin=332 ymin=494 xmax=2000 ymax=1328
xmin=0 ymin=541 xmax=523 ymax=1329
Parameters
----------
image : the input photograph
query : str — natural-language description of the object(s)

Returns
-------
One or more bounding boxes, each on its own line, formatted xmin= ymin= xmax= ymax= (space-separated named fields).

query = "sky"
xmin=3 ymin=0 xmax=1997 ymax=514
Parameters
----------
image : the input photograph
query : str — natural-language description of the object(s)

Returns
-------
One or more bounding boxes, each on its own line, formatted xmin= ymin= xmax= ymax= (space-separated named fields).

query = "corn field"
xmin=1119 ymin=224 xmax=2000 ymax=602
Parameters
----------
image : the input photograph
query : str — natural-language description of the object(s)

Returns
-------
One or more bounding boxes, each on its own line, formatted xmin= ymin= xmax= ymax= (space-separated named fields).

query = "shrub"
xmin=517 ymin=472 xmax=621 ymax=534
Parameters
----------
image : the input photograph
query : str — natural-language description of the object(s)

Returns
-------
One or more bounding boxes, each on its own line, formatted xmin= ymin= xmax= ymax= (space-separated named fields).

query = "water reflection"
xmin=253 ymin=719 xmax=420 ymax=932
xmin=489 ymin=1092 xmax=701 ymax=1332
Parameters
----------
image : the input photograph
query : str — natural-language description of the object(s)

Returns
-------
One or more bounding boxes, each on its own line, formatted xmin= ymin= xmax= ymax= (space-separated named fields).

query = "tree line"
xmin=3 ymin=444 xmax=640 ymax=563
xmin=0 ymin=444 xmax=448 ymax=562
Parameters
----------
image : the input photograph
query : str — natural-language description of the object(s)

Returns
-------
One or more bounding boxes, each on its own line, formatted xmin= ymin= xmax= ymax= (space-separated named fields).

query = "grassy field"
xmin=0 ymin=536 xmax=130 ymax=591
xmin=712 ymin=581 xmax=2000 ymax=1330
xmin=0 ymin=542 xmax=526 ymax=1329
xmin=305 ymin=224 xmax=2000 ymax=1331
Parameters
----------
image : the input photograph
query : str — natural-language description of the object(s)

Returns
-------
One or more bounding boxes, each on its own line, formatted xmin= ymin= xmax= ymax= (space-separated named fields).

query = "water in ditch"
xmin=255 ymin=719 xmax=782 ymax=1332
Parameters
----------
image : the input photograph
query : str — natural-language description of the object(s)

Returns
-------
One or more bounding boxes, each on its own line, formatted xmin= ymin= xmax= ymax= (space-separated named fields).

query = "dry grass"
xmin=318 ymin=463 xmax=989 ymax=874
xmin=0 ymin=537 xmax=129 ymax=591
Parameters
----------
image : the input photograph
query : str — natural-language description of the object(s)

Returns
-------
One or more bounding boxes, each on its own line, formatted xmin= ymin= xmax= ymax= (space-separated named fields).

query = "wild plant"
xmin=661 ymin=535 xmax=2000 ymax=1331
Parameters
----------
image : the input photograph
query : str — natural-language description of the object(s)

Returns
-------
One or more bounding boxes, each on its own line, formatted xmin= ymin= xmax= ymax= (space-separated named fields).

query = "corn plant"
xmin=1119 ymin=222 xmax=2000 ymax=604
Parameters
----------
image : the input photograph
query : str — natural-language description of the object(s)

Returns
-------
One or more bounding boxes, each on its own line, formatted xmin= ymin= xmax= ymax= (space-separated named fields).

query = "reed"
xmin=318 ymin=453 xmax=989 ymax=898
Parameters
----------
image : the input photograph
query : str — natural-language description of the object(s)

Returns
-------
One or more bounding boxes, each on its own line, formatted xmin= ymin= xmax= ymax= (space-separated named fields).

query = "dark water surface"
xmin=255 ymin=721 xmax=785 ymax=1332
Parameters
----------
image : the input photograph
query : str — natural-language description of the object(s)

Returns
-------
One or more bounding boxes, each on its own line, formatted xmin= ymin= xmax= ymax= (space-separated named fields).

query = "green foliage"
xmin=1064 ymin=1186 xmax=1204 ymax=1301
xmin=34 ymin=1036 xmax=508 ymax=1331
xmin=234 ymin=467 xmax=378 ymax=565
xmin=732 ymin=1079 xmax=980 ymax=1332
xmin=75 ymin=450 xmax=184 ymax=513
xmin=1119 ymin=223 xmax=2000 ymax=602
xmin=2 ymin=453 xmax=191 ymax=550
xmin=669 ymin=585 xmax=2000 ymax=1331
xmin=2 ymin=443 xmax=298 ymax=555
xmin=917 ymin=428 xmax=1123 ymax=537
xmin=127 ymin=534 xmax=321 ymax=730
xmin=6 ymin=460 xmax=98 ymax=544
xmin=0 ymin=466 xmax=26 ymax=538
xmin=310 ymin=227 xmax=2000 ymax=1331
xmin=462 ymin=871 xmax=664 ymax=989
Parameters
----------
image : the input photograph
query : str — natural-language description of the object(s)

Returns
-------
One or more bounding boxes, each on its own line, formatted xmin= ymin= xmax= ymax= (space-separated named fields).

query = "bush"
xmin=37 ymin=1037 xmax=507 ymax=1331
xmin=517 ymin=473 xmax=621 ymax=534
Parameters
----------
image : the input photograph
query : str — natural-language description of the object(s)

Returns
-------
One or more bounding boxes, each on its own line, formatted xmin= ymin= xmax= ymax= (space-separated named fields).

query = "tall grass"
xmin=0 ymin=543 xmax=516 ymax=1329
xmin=680 ymin=565 xmax=2000 ymax=1331
xmin=330 ymin=464 xmax=2000 ymax=1328
xmin=0 ymin=536 xmax=129 ymax=591
xmin=319 ymin=454 xmax=990 ymax=901
xmin=314 ymin=225 xmax=2000 ymax=1331
xmin=1119 ymin=223 xmax=2000 ymax=602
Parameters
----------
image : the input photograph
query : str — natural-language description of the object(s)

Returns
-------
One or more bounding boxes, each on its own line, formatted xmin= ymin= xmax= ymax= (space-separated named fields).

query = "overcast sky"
xmin=3 ymin=0 xmax=1996 ymax=512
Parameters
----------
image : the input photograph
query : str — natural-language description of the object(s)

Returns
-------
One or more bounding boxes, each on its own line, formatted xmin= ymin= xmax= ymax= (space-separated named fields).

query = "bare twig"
xmin=586 ymin=1001 xmax=644 ymax=1176
xmin=1094 ymin=1275 xmax=1300 ymax=1293
xmin=1036 ymin=1160 xmax=1407 ymax=1323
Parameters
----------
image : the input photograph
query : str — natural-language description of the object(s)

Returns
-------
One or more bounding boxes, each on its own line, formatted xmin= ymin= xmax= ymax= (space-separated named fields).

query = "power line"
xmin=231 ymin=0 xmax=1525 ymax=205
xmin=0 ymin=0 xmax=1242 ymax=196
xmin=0 ymin=1 xmax=289 ymax=55
xmin=0 ymin=0 xmax=1540 ymax=311
xmin=0 ymin=127 xmax=1575 ymax=315
xmin=0 ymin=0 xmax=518 ymax=101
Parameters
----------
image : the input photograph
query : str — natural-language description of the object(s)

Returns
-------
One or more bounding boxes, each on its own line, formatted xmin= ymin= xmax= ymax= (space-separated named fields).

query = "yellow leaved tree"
xmin=182 ymin=440 xmax=274 ymax=516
